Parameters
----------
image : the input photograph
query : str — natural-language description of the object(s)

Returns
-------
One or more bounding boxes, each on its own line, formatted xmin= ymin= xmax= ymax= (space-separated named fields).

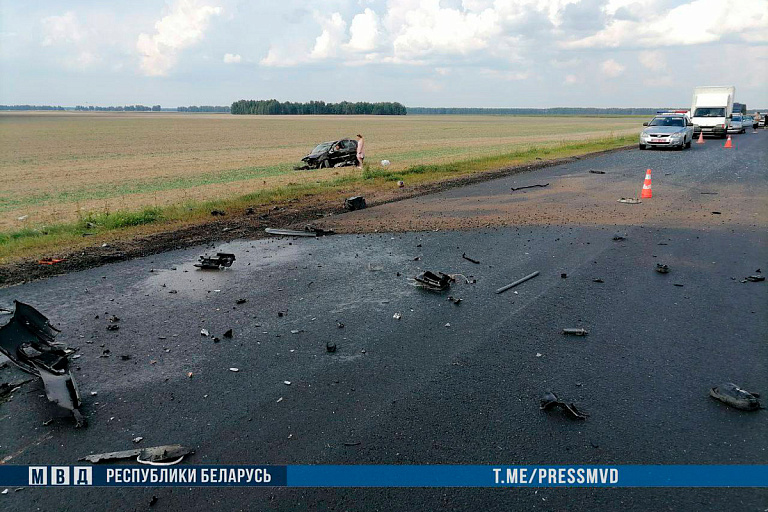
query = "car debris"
xmin=448 ymin=296 xmax=462 ymax=305
xmin=0 ymin=301 xmax=85 ymax=426
xmin=0 ymin=379 xmax=32 ymax=403
xmin=540 ymin=391 xmax=588 ymax=420
xmin=223 ymin=329 xmax=233 ymax=338
xmin=393 ymin=313 xmax=402 ymax=320
xmin=194 ymin=252 xmax=236 ymax=270
xmin=80 ymin=444 xmax=194 ymax=464
xmin=612 ymin=233 xmax=627 ymax=241
xmin=236 ymin=298 xmax=247 ymax=305
xmin=592 ymin=278 xmax=604 ymax=283
xmin=413 ymin=271 xmax=453 ymax=291
xmin=326 ymin=342 xmax=337 ymax=353
xmin=511 ymin=183 xmax=549 ymax=192
xmin=563 ymin=328 xmax=589 ymax=336
xmin=265 ymin=226 xmax=335 ymax=237
xmin=589 ymin=170 xmax=606 ymax=174
xmin=462 ymin=253 xmax=480 ymax=264
xmin=617 ymin=198 xmax=642 ymax=204
xmin=106 ymin=324 xmax=119 ymax=331
xmin=38 ymin=258 xmax=64 ymax=265
xmin=367 ymin=263 xmax=384 ymax=271
xmin=709 ymin=383 xmax=761 ymax=411
xmin=655 ymin=263 xmax=670 ymax=274
xmin=210 ymin=210 xmax=226 ymax=216
xmin=344 ymin=196 xmax=366 ymax=211
xmin=743 ymin=275 xmax=765 ymax=282
xmin=132 ymin=437 xmax=144 ymax=443
xmin=397 ymin=180 xmax=405 ymax=188
xmin=229 ymin=368 xmax=239 ymax=372
xmin=244 ymin=207 xmax=255 ymax=215
xmin=496 ymin=271 xmax=540 ymax=294
xmin=561 ymin=273 xmax=567 ymax=279
xmin=200 ymin=329 xmax=209 ymax=336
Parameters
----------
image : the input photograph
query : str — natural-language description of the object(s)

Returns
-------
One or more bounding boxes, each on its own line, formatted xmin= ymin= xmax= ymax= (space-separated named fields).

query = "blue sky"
xmin=1 ymin=0 xmax=766 ymax=108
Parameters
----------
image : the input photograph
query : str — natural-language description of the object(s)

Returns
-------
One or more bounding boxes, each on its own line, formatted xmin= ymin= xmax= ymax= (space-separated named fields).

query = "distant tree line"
xmin=406 ymin=107 xmax=671 ymax=116
xmin=177 ymin=105 xmax=231 ymax=112
xmin=231 ymin=99 xmax=407 ymax=115
xmin=0 ymin=105 xmax=65 ymax=111
xmin=74 ymin=105 xmax=161 ymax=111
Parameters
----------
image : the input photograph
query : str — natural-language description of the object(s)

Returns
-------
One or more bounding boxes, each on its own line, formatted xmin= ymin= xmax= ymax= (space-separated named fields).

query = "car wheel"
xmin=320 ymin=159 xmax=331 ymax=168
xmin=639 ymin=144 xmax=646 ymax=150
xmin=685 ymin=139 xmax=691 ymax=148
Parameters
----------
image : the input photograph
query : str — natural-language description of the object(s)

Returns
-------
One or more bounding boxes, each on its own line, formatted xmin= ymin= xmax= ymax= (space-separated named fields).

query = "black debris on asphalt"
xmin=540 ymin=391 xmax=588 ymax=420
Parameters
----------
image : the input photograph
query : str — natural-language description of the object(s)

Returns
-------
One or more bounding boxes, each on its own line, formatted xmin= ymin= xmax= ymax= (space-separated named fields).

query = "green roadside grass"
xmin=0 ymin=135 xmax=634 ymax=263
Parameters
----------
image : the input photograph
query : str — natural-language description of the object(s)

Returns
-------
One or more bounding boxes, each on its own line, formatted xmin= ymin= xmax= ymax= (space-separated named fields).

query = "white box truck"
xmin=691 ymin=86 xmax=735 ymax=138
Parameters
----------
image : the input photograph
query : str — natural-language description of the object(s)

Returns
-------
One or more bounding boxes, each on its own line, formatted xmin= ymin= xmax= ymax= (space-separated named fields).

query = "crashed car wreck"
xmin=296 ymin=138 xmax=358 ymax=170
xmin=0 ymin=300 xmax=85 ymax=426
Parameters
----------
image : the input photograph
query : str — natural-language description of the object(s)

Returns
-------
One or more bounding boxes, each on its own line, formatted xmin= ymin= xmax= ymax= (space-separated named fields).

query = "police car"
xmin=639 ymin=111 xmax=695 ymax=150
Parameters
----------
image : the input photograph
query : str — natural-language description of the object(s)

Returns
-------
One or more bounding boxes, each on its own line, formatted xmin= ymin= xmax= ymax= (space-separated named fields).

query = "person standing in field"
xmin=356 ymin=134 xmax=365 ymax=169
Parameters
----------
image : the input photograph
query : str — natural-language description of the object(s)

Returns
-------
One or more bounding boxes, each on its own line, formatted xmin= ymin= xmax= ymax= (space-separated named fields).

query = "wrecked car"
xmin=297 ymin=139 xmax=358 ymax=169
xmin=0 ymin=301 xmax=84 ymax=426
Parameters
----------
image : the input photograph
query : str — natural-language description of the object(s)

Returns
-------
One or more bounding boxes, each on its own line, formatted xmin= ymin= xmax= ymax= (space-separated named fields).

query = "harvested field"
xmin=0 ymin=112 xmax=642 ymax=230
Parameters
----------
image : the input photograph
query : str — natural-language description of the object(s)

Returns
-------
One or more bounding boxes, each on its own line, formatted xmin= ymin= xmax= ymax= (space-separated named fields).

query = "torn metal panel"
xmin=540 ymin=391 xmax=588 ymax=420
xmin=81 ymin=444 xmax=194 ymax=464
xmin=344 ymin=196 xmax=366 ymax=211
xmin=194 ymin=252 xmax=236 ymax=269
xmin=413 ymin=271 xmax=452 ymax=291
xmin=265 ymin=226 xmax=335 ymax=237
xmin=0 ymin=301 xmax=84 ymax=425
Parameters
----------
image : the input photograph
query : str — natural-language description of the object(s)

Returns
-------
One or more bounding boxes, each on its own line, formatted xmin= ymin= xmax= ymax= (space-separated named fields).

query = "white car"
xmin=727 ymin=114 xmax=745 ymax=134
xmin=639 ymin=113 xmax=694 ymax=150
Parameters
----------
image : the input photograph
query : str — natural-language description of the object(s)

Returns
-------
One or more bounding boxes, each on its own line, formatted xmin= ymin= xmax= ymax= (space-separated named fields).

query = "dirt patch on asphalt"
xmin=0 ymin=146 xmax=632 ymax=288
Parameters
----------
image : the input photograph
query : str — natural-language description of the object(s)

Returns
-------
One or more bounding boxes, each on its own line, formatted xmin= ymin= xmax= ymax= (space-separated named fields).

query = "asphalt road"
xmin=1 ymin=131 xmax=766 ymax=511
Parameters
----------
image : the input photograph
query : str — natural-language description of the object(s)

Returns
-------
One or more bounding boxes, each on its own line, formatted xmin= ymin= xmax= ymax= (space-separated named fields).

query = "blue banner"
xmin=0 ymin=465 xmax=766 ymax=488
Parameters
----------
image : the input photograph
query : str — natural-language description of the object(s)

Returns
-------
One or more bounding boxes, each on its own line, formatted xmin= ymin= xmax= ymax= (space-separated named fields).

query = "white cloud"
xmin=601 ymin=58 xmax=625 ymax=77
xmin=348 ymin=8 xmax=380 ymax=52
xmin=137 ymin=0 xmax=222 ymax=76
xmin=568 ymin=0 xmax=768 ymax=48
xmin=41 ymin=12 xmax=83 ymax=46
xmin=638 ymin=50 xmax=666 ymax=71
xmin=310 ymin=12 xmax=347 ymax=59
xmin=564 ymin=74 xmax=580 ymax=85
xmin=223 ymin=53 xmax=241 ymax=63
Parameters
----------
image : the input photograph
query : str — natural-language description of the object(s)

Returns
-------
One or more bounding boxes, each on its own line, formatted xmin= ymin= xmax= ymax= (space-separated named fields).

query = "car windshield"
xmin=648 ymin=117 xmax=684 ymax=127
xmin=311 ymin=142 xmax=333 ymax=154
xmin=694 ymin=107 xmax=725 ymax=117
xmin=733 ymin=116 xmax=742 ymax=121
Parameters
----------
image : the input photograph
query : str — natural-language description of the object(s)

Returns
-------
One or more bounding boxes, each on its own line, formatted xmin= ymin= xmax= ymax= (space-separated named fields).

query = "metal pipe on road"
xmin=495 ymin=271 xmax=540 ymax=294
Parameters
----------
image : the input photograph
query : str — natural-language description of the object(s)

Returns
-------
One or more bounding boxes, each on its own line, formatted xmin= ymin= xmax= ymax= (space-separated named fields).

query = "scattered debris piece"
xmin=265 ymin=226 xmax=334 ymax=237
xmin=210 ymin=210 xmax=226 ymax=216
xmin=448 ymin=296 xmax=462 ymax=305
xmin=38 ymin=258 xmax=64 ymax=265
xmin=326 ymin=342 xmax=337 ymax=353
xmin=336 ymin=322 xmax=345 ymax=329
xmin=563 ymin=328 xmax=589 ymax=336
xmin=700 ymin=192 xmax=718 ymax=195
xmin=618 ymin=198 xmax=642 ymax=204
xmin=561 ymin=273 xmax=567 ymax=279
xmin=108 ymin=315 xmax=120 ymax=323
xmin=413 ymin=271 xmax=452 ymax=291
xmin=511 ymin=183 xmax=549 ymax=192
xmin=200 ymin=329 xmax=209 ymax=337
xmin=462 ymin=253 xmax=480 ymax=264
xmin=540 ymin=391 xmax=588 ymax=420
xmin=223 ymin=329 xmax=233 ymax=338
xmin=276 ymin=397 xmax=283 ymax=403
xmin=244 ymin=207 xmax=255 ymax=215
xmin=393 ymin=313 xmax=402 ymax=320
xmin=81 ymin=445 xmax=194 ymax=464
xmin=397 ymin=180 xmax=404 ymax=188
xmin=711 ymin=211 xmax=722 ymax=215
xmin=0 ymin=379 xmax=32 ymax=402
xmin=195 ymin=252 xmax=236 ymax=270
xmin=344 ymin=196 xmax=366 ymax=211
xmin=445 ymin=323 xmax=451 ymax=327
xmin=496 ymin=271 xmax=540 ymax=294
xmin=709 ymin=383 xmax=761 ymax=411
xmin=343 ymin=442 xmax=361 ymax=447
xmin=673 ymin=283 xmax=684 ymax=287
xmin=655 ymin=264 xmax=670 ymax=274
xmin=589 ymin=170 xmax=606 ymax=174
xmin=229 ymin=368 xmax=239 ymax=372
xmin=132 ymin=437 xmax=144 ymax=444
xmin=744 ymin=275 xmax=765 ymax=282
xmin=106 ymin=324 xmax=119 ymax=331
xmin=368 ymin=263 xmax=384 ymax=271
xmin=236 ymin=298 xmax=247 ymax=305
xmin=592 ymin=278 xmax=604 ymax=283
xmin=612 ymin=233 xmax=627 ymax=241
xmin=120 ymin=355 xmax=131 ymax=361
xmin=149 ymin=496 xmax=158 ymax=507
xmin=0 ymin=301 xmax=85 ymax=426
xmin=283 ymin=380 xmax=291 ymax=385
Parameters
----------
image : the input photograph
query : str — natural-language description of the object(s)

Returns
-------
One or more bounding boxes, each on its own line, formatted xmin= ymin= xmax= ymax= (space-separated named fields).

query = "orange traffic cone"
xmin=696 ymin=132 xmax=705 ymax=144
xmin=724 ymin=136 xmax=733 ymax=148
xmin=641 ymin=169 xmax=653 ymax=199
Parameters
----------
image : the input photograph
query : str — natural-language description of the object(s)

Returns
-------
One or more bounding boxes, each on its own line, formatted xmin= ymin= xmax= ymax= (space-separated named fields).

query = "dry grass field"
xmin=0 ymin=112 xmax=642 ymax=231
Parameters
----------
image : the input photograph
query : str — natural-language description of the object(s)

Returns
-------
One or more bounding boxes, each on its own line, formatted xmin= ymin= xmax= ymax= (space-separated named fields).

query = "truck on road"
xmin=691 ymin=86 xmax=735 ymax=138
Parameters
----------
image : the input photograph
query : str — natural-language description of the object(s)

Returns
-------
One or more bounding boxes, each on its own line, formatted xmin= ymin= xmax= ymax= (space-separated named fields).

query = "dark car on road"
xmin=298 ymin=138 xmax=358 ymax=169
